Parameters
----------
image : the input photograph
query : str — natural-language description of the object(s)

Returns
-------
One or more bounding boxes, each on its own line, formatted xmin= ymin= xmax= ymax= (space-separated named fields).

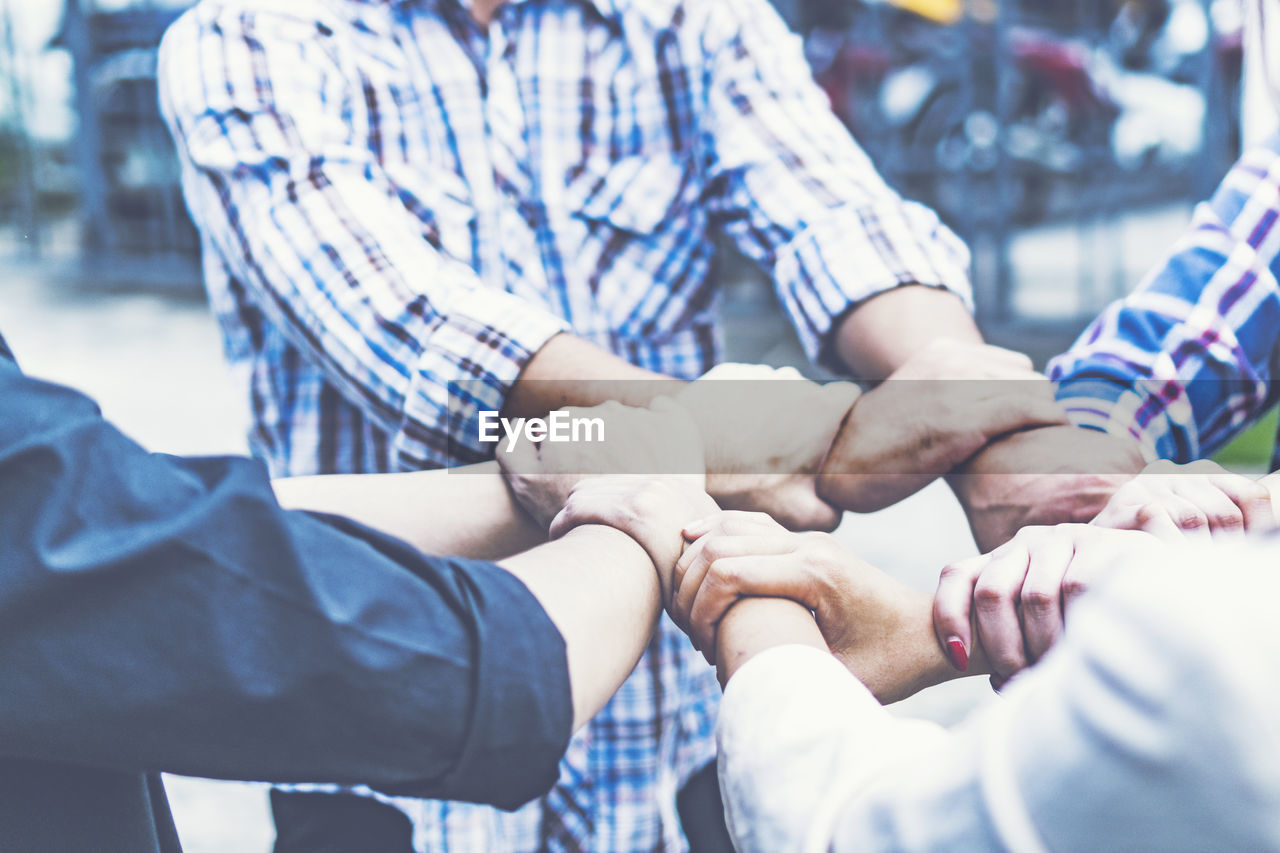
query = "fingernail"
xmin=946 ymin=637 xmax=969 ymax=672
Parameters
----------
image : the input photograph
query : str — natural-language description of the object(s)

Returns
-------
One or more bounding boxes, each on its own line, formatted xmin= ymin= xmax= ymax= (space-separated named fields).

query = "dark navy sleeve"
xmin=0 ymin=353 xmax=571 ymax=810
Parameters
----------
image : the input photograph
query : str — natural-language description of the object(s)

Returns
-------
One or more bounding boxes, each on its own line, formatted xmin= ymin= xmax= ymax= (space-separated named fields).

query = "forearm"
xmin=948 ymin=424 xmax=1146 ymax=551
xmin=500 ymin=525 xmax=664 ymax=731
xmin=718 ymin=591 xmax=988 ymax=703
xmin=0 ymin=370 xmax=573 ymax=802
xmin=715 ymin=598 xmax=829 ymax=686
xmin=503 ymin=333 xmax=681 ymax=419
xmin=817 ymin=399 xmax=967 ymax=513
xmin=832 ymin=285 xmax=981 ymax=381
xmin=272 ymin=462 xmax=543 ymax=560
xmin=844 ymin=586 xmax=984 ymax=704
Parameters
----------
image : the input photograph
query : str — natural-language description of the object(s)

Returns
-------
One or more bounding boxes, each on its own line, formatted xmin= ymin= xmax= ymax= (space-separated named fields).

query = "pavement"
xmin=0 ymin=200 xmax=1194 ymax=851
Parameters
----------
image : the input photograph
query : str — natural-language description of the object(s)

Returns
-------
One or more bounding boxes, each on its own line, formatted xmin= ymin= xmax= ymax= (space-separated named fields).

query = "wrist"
xmin=624 ymin=488 xmax=720 ymax=598
xmin=715 ymin=597 xmax=828 ymax=686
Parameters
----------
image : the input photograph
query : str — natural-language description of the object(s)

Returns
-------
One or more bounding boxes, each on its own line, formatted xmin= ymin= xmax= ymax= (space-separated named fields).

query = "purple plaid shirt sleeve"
xmin=158 ymin=8 xmax=567 ymax=470
xmin=1048 ymin=137 xmax=1280 ymax=463
xmin=702 ymin=0 xmax=973 ymax=370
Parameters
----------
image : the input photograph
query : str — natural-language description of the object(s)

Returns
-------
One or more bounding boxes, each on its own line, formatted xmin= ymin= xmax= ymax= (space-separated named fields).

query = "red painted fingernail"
xmin=946 ymin=637 xmax=969 ymax=672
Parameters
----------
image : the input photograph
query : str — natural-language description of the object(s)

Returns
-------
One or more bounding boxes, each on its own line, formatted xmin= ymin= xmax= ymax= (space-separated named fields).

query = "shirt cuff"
xmin=718 ymin=645 xmax=944 ymax=853
xmin=393 ymin=288 xmax=568 ymax=469
xmin=773 ymin=201 xmax=974 ymax=373
xmin=428 ymin=557 xmax=574 ymax=809
xmin=1053 ymin=375 xmax=1179 ymax=464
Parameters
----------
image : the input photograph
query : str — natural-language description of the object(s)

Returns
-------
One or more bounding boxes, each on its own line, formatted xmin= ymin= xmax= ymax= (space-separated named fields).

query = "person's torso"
xmin=202 ymin=0 xmax=732 ymax=475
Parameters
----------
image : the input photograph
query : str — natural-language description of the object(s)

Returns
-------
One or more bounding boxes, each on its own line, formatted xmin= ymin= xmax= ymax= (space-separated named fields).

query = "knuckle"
xmin=1212 ymin=508 xmax=1245 ymax=529
xmin=1240 ymin=479 xmax=1272 ymax=499
xmin=1175 ymin=510 xmax=1207 ymax=530
xmin=938 ymin=561 xmax=973 ymax=581
xmin=993 ymin=652 xmax=1026 ymax=676
xmin=1133 ymin=504 xmax=1162 ymax=526
xmin=699 ymin=538 xmax=728 ymax=562
xmin=709 ymin=558 xmax=740 ymax=587
xmin=973 ymin=583 xmax=1009 ymax=610
xmin=1062 ymin=576 xmax=1090 ymax=600
xmin=1020 ymin=587 xmax=1057 ymax=611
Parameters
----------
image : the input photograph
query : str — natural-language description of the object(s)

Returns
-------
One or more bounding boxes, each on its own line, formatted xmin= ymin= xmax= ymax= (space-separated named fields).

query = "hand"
xmin=549 ymin=477 xmax=717 ymax=601
xmin=672 ymin=511 xmax=943 ymax=701
xmin=818 ymin=341 xmax=1068 ymax=512
xmin=933 ymin=523 xmax=1167 ymax=687
xmin=675 ymin=364 xmax=860 ymax=532
xmin=497 ymin=396 xmax=705 ymax=529
xmin=497 ymin=398 xmax=715 ymax=588
xmin=1091 ymin=460 xmax=1276 ymax=540
xmin=948 ymin=425 xmax=1147 ymax=552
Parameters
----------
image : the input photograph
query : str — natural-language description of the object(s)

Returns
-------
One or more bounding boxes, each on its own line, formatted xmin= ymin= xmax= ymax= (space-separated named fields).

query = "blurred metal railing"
xmin=0 ymin=0 xmax=1244 ymax=313
xmin=787 ymin=0 xmax=1239 ymax=325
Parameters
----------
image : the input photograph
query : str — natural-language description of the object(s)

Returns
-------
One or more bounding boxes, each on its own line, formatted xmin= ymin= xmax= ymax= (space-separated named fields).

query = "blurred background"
xmin=0 ymin=0 xmax=1267 ymax=850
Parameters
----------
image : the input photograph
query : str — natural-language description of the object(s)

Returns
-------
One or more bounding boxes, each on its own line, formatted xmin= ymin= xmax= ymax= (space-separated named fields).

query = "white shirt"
xmin=717 ymin=542 xmax=1280 ymax=852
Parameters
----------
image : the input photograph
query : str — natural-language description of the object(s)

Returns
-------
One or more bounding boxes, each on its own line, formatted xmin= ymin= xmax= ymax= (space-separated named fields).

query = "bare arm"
xmin=946 ymin=425 xmax=1147 ymax=552
xmin=676 ymin=511 xmax=990 ymax=703
xmin=509 ymin=337 xmax=860 ymax=532
xmin=831 ymin=285 xmax=981 ymax=381
xmin=714 ymin=598 xmax=829 ymax=685
xmin=278 ymin=462 xmax=675 ymax=734
xmin=715 ymin=589 xmax=982 ymax=701
xmin=272 ymin=462 xmax=544 ymax=561
xmin=499 ymin=525 xmax=664 ymax=732
xmin=502 ymin=334 xmax=677 ymax=418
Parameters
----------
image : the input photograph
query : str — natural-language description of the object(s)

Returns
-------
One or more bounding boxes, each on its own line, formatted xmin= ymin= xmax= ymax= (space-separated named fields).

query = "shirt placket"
xmin=479 ymin=12 xmax=562 ymax=320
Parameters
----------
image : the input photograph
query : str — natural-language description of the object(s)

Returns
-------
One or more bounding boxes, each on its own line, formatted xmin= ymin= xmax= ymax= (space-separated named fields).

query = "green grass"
xmin=1212 ymin=407 xmax=1278 ymax=469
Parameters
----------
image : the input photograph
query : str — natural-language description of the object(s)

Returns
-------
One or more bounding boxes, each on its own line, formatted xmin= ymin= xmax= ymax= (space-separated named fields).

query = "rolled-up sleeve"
xmin=0 ymin=361 xmax=571 ymax=809
xmin=1048 ymin=137 xmax=1280 ymax=462
xmin=700 ymin=0 xmax=973 ymax=371
xmin=158 ymin=6 xmax=567 ymax=467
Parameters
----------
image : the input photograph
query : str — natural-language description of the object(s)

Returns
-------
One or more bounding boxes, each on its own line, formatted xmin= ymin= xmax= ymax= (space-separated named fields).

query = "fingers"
xmin=682 ymin=510 xmax=784 ymax=541
xmin=972 ymin=543 xmax=1032 ymax=680
xmin=495 ymin=424 xmax=541 ymax=476
xmin=1093 ymin=461 xmax=1275 ymax=542
xmin=973 ymin=389 xmax=1069 ymax=441
xmin=684 ymin=554 xmax=813 ymax=658
xmin=547 ymin=478 xmax=630 ymax=539
xmin=1162 ymin=473 xmax=1239 ymax=535
xmin=982 ymin=344 xmax=1035 ymax=372
xmin=1061 ymin=547 xmax=1101 ymax=612
xmin=1138 ymin=494 xmax=1211 ymax=542
xmin=1209 ymin=474 xmax=1276 ymax=533
xmin=908 ymin=341 xmax=1035 ymax=379
xmin=1019 ymin=531 xmax=1073 ymax=662
xmin=773 ymin=490 xmax=843 ymax=533
xmin=933 ymin=556 xmax=983 ymax=670
xmin=672 ymin=534 xmax=794 ymax=625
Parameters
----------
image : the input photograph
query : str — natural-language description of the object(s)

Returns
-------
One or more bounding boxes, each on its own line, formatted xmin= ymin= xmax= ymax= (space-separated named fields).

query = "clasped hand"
xmin=497 ymin=397 xmax=717 ymax=598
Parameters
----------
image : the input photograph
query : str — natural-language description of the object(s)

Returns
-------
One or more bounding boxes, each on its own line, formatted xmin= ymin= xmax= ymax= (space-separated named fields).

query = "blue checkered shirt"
xmin=160 ymin=0 xmax=972 ymax=849
xmin=1050 ymin=135 xmax=1280 ymax=469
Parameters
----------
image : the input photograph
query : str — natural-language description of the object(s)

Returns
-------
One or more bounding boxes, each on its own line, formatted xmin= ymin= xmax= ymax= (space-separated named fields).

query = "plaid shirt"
xmin=1050 ymin=135 xmax=1280 ymax=468
xmin=160 ymin=0 xmax=971 ymax=849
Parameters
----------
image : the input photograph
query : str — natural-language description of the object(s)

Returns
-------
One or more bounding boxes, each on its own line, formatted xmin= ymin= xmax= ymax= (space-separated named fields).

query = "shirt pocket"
xmin=561 ymin=152 xmax=706 ymax=336
xmin=566 ymin=152 xmax=697 ymax=237
xmin=388 ymin=161 xmax=477 ymax=265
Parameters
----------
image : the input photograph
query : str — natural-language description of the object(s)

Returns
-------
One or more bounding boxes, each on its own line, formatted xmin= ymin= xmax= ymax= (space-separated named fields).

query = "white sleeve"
xmin=718 ymin=545 xmax=1280 ymax=853
xmin=715 ymin=645 xmax=949 ymax=853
